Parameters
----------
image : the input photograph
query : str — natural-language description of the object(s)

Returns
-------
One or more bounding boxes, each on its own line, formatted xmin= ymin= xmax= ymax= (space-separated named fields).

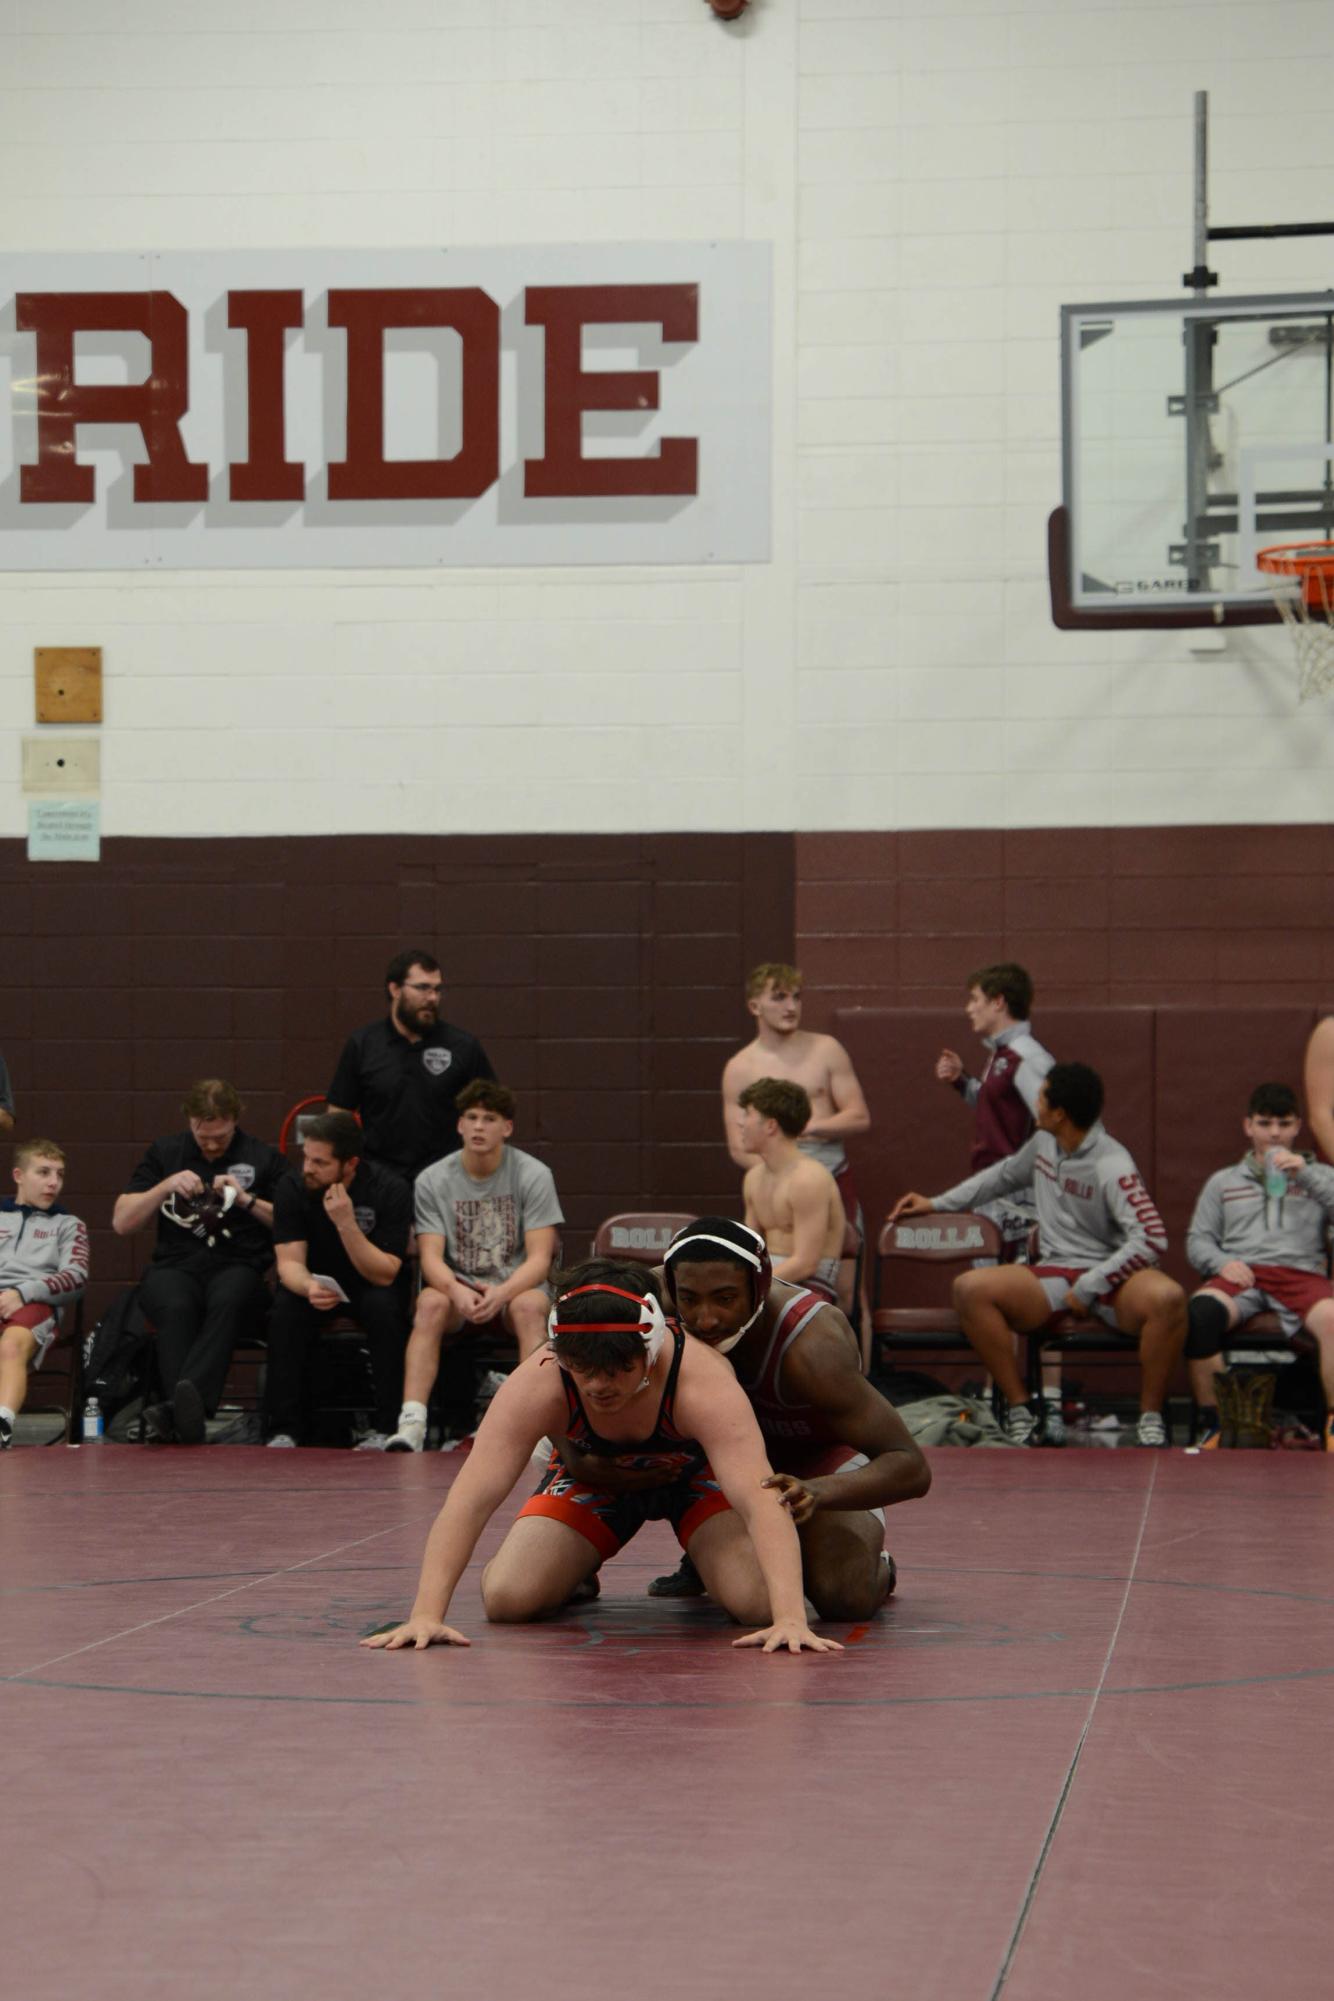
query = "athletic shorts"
xmin=1198 ymin=1264 xmax=1333 ymax=1341
xmin=518 ymin=1449 xmax=732 ymax=1562
xmin=1032 ymin=1266 xmax=1128 ymax=1335
xmin=1 ymin=1301 xmax=57 ymax=1367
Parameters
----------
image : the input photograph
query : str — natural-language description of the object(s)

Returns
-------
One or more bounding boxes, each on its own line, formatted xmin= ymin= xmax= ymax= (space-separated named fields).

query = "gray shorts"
xmin=1033 ymin=1270 xmax=1124 ymax=1334
xmin=830 ymin=1451 xmax=886 ymax=1531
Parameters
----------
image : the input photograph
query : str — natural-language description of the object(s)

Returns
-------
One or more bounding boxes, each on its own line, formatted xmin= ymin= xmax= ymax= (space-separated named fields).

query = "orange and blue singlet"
xmin=518 ymin=1328 xmax=732 ymax=1558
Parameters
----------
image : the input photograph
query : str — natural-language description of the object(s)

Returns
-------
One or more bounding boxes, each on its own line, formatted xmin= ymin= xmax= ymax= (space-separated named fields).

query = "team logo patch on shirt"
xmin=228 ymin=1163 xmax=256 ymax=1190
xmin=353 ymin=1206 xmax=377 ymax=1233
xmin=422 ymin=1048 xmax=452 ymax=1076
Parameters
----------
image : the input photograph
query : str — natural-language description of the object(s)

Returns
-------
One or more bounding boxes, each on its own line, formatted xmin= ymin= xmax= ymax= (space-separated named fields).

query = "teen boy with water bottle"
xmin=1184 ymin=1082 xmax=1334 ymax=1449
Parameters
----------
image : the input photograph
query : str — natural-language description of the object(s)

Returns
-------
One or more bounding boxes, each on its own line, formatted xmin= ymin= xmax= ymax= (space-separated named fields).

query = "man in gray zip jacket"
xmin=1185 ymin=1080 xmax=1334 ymax=1449
xmin=892 ymin=1061 xmax=1187 ymax=1447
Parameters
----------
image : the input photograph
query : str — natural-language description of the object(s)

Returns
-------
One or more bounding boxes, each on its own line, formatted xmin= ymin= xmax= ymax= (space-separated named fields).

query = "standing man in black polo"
xmin=264 ymin=1112 xmax=412 ymax=1449
xmin=113 ymin=1078 xmax=287 ymax=1444
xmin=327 ymin=949 xmax=495 ymax=1183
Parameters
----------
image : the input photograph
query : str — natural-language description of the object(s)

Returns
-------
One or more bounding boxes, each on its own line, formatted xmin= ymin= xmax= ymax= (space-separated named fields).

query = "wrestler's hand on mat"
xmin=733 ymin=1621 xmax=843 ymax=1656
xmin=1219 ymin=1260 xmax=1254 ymax=1288
xmin=888 ymin=1191 xmax=933 ymax=1224
xmin=360 ymin=1617 xmax=471 ymax=1651
xmin=762 ymin=1471 xmax=821 ymax=1525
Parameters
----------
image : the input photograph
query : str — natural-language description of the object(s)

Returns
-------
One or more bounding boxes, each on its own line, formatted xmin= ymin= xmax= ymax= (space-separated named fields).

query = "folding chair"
xmin=590 ymin=1213 xmax=697 ymax=1266
xmin=19 ymin=1298 xmax=84 ymax=1444
xmin=871 ymin=1211 xmax=1003 ymax=1374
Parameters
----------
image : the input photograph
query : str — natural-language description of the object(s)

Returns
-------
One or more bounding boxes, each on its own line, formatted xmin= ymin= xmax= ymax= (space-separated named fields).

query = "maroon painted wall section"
xmin=794 ymin=824 xmax=1334 ymax=1284
xmin=795 ymin=825 xmax=1334 ymax=1014
xmin=0 ymin=833 xmax=794 ymax=1319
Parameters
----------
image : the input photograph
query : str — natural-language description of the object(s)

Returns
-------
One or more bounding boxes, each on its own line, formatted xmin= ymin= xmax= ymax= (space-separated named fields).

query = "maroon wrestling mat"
xmin=4 ymin=1446 xmax=1333 ymax=2001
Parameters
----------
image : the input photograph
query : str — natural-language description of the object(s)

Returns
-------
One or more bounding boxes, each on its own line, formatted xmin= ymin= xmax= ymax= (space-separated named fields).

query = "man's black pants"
xmin=138 ymin=1257 xmax=271 ymax=1416
xmin=264 ymin=1281 xmax=409 ymax=1441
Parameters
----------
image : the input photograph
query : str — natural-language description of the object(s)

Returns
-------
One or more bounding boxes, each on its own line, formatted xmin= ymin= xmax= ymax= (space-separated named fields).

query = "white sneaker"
xmin=1043 ymin=1404 xmax=1067 ymax=1446
xmin=1004 ymin=1403 xmax=1038 ymax=1447
xmin=476 ymin=1369 xmax=509 ymax=1406
xmin=384 ymin=1419 xmax=426 ymax=1453
xmin=1136 ymin=1410 xmax=1169 ymax=1448
xmin=266 ymin=1433 xmax=297 ymax=1449
xmin=353 ymin=1431 xmax=391 ymax=1452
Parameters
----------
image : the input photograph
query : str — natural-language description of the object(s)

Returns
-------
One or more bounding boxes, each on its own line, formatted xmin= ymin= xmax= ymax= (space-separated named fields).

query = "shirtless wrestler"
xmin=739 ymin=1078 xmax=846 ymax=1301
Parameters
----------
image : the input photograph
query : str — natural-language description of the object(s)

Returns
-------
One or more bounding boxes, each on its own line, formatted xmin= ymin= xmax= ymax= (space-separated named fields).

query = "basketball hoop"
xmin=1256 ymin=541 xmax=1334 ymax=700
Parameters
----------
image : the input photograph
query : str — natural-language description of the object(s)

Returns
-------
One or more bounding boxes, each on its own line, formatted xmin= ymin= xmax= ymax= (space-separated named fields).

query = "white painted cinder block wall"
xmin=1 ymin=0 xmax=1332 ymax=838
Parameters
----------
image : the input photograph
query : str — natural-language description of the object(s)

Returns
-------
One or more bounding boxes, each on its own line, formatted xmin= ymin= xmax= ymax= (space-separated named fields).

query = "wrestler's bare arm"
xmin=1305 ymin=1017 xmax=1334 ymax=1163
xmin=771 ymin=1161 xmax=832 ymax=1283
xmin=779 ymin=1315 xmax=931 ymax=1512
xmin=802 ymin=1036 xmax=871 ymax=1141
xmin=722 ymin=1048 xmax=762 ymax=1168
xmin=361 ymin=1360 xmax=565 ymax=1649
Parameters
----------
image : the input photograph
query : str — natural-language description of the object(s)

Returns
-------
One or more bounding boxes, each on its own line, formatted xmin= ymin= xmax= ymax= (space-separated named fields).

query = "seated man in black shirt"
xmin=265 ymin=1112 xmax=412 ymax=1449
xmin=327 ymin=948 xmax=495 ymax=1183
xmin=113 ymin=1078 xmax=287 ymax=1445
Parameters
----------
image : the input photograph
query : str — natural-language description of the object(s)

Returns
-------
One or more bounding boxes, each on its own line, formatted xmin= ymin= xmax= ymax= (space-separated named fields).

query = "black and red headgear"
xmin=662 ymin=1217 xmax=772 ymax=1351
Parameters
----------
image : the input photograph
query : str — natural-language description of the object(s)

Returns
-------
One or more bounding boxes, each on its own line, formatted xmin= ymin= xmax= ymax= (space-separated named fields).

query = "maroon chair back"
xmin=591 ymin=1212 xmax=697 ymax=1266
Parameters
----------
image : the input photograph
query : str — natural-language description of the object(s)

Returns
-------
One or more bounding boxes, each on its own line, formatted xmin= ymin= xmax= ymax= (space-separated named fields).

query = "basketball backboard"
xmin=1058 ymin=291 xmax=1334 ymax=622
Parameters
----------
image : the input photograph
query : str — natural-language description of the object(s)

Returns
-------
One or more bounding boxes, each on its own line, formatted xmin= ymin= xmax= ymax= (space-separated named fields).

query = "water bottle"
xmin=82 ymin=1396 xmax=104 ymax=1444
xmin=1263 ymin=1148 xmax=1288 ymax=1233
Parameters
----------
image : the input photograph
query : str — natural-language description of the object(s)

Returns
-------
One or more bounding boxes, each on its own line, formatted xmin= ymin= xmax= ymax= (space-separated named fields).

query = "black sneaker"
xmin=173 ymin=1380 xmax=206 ymax=1445
xmin=647 ymin=1554 xmax=705 ymax=1598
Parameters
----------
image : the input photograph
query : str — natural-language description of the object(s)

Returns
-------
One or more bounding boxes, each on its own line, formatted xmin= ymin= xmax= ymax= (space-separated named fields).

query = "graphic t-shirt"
xmin=413 ymin=1146 xmax=563 ymax=1285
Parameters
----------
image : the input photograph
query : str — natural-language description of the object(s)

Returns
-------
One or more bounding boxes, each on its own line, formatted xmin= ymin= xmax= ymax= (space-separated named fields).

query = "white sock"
xmin=398 ymin=1400 xmax=427 ymax=1430
xmin=0 ymin=1405 xmax=15 ymax=1427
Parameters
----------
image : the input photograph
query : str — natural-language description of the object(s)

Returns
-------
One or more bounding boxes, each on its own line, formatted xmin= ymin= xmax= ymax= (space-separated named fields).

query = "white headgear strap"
xmin=546 ymin=1284 xmax=670 ymax=1367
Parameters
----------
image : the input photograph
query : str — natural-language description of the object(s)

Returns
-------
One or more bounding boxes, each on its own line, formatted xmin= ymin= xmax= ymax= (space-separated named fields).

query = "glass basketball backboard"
xmin=1061 ymin=291 xmax=1334 ymax=616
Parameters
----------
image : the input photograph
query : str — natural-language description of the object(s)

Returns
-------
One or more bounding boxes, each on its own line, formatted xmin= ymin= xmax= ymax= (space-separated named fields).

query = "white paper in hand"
xmin=311 ymin=1274 xmax=350 ymax=1304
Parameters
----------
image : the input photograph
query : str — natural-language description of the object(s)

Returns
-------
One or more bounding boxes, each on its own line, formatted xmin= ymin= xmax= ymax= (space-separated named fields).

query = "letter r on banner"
xmin=16 ymin=291 xmax=210 ymax=504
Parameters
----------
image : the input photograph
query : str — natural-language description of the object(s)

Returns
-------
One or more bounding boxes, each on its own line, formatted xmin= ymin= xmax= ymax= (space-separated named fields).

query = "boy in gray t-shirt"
xmin=386 ymin=1081 xmax=563 ymax=1452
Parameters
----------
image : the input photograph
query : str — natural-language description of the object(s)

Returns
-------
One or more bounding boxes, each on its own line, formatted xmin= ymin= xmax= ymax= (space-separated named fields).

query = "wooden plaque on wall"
xmin=35 ymin=647 xmax=103 ymax=723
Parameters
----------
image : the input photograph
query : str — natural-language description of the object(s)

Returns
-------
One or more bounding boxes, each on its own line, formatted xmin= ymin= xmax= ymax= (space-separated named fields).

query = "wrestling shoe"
xmin=1003 ymin=1401 xmax=1038 ymax=1447
xmin=1136 ymin=1410 xmax=1169 ymax=1448
xmin=1041 ymin=1403 xmax=1067 ymax=1446
xmin=878 ymin=1551 xmax=897 ymax=1601
xmin=1192 ymin=1414 xmax=1222 ymax=1450
xmin=172 ymin=1379 xmax=206 ymax=1446
xmin=648 ymin=1554 xmax=705 ymax=1598
xmin=0 ymin=1414 xmax=12 ymax=1449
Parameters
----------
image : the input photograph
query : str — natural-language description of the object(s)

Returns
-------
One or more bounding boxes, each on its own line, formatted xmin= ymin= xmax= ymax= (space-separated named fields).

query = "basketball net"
xmin=1256 ymin=543 xmax=1334 ymax=702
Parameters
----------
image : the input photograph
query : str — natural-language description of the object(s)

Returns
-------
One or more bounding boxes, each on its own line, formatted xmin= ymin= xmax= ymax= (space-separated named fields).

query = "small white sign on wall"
xmin=0 ymin=244 xmax=772 ymax=571
xmin=27 ymin=799 xmax=101 ymax=862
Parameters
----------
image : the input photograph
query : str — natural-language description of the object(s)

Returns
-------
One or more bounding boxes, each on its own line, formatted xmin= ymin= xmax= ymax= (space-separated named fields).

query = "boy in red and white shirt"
xmin=0 ymin=1139 xmax=89 ymax=1448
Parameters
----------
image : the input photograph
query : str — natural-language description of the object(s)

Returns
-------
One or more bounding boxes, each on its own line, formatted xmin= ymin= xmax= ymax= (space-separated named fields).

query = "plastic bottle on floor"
xmin=82 ymin=1397 xmax=104 ymax=1444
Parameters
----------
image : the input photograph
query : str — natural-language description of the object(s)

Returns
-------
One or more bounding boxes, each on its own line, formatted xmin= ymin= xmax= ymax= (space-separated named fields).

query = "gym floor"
xmin=5 ymin=1446 xmax=1331 ymax=2000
